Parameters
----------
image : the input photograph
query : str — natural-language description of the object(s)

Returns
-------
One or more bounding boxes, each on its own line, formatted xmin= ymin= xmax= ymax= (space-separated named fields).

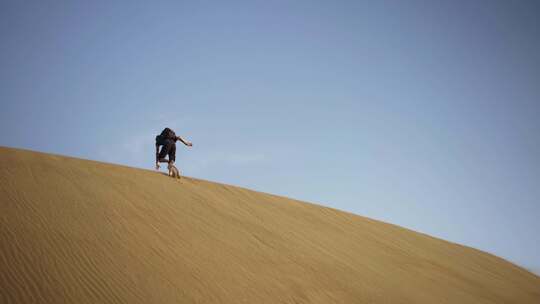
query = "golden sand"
xmin=1 ymin=147 xmax=539 ymax=303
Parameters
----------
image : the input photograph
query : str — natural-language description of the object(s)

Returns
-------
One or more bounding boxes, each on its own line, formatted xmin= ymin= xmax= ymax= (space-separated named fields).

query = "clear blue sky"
xmin=1 ymin=1 xmax=539 ymax=274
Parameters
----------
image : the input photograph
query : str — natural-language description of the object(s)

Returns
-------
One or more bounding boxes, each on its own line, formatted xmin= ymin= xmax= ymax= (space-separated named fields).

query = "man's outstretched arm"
xmin=176 ymin=136 xmax=193 ymax=147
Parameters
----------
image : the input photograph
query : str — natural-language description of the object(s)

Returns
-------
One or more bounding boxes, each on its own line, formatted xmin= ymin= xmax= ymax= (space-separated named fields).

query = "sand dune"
xmin=0 ymin=146 xmax=539 ymax=303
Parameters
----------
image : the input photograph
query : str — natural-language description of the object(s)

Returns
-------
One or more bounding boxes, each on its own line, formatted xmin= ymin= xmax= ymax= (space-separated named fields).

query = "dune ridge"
xmin=1 ymin=146 xmax=539 ymax=303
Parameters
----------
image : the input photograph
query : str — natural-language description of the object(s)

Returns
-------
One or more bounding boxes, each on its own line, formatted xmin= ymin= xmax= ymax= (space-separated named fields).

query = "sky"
xmin=1 ymin=0 xmax=539 ymax=274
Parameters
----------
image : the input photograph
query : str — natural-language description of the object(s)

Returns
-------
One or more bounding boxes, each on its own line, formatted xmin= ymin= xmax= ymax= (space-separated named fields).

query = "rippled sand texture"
xmin=1 ymin=147 xmax=539 ymax=303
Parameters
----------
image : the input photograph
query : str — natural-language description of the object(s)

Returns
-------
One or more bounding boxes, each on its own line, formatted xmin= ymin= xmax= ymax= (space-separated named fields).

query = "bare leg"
xmin=167 ymin=163 xmax=180 ymax=179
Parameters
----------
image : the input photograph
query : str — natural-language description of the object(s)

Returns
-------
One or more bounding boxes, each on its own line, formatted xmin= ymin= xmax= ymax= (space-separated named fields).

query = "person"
xmin=155 ymin=128 xmax=192 ymax=170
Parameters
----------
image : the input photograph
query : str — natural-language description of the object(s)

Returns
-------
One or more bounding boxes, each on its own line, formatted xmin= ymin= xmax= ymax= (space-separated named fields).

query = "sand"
xmin=1 ymin=146 xmax=539 ymax=303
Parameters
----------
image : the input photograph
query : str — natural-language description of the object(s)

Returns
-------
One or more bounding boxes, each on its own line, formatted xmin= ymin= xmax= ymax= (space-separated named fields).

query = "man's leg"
xmin=158 ymin=140 xmax=173 ymax=163
xmin=167 ymin=143 xmax=180 ymax=178
xmin=168 ymin=143 xmax=176 ymax=164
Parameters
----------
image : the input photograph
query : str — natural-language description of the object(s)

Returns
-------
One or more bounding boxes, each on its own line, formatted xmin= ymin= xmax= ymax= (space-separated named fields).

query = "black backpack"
xmin=156 ymin=128 xmax=176 ymax=145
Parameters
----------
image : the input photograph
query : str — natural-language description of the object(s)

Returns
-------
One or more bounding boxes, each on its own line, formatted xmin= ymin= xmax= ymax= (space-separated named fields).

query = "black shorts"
xmin=157 ymin=139 xmax=176 ymax=162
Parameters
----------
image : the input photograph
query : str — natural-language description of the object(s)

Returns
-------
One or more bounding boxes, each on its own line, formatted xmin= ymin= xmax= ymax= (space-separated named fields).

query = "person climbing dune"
xmin=155 ymin=128 xmax=192 ymax=171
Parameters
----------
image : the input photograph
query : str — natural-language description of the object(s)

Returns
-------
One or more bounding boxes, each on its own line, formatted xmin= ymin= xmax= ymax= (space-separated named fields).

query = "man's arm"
xmin=176 ymin=136 xmax=193 ymax=147
xmin=155 ymin=144 xmax=160 ymax=169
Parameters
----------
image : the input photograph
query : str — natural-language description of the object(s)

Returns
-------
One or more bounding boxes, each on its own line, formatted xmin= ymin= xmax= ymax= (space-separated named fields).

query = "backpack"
xmin=156 ymin=128 xmax=176 ymax=145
